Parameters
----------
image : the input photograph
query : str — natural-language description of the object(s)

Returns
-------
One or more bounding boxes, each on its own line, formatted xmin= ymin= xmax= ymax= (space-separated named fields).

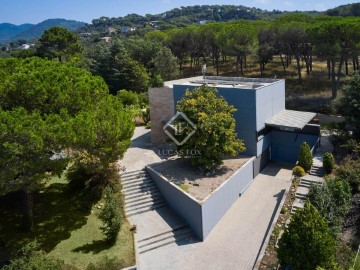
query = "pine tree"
xmin=278 ymin=201 xmax=337 ymax=270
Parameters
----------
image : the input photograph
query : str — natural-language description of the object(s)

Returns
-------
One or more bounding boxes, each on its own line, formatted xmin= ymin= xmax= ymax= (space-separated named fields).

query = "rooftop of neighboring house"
xmin=164 ymin=76 xmax=283 ymax=90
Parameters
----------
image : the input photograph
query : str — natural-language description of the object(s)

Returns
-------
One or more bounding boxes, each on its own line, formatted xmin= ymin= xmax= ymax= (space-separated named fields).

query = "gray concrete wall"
xmin=271 ymin=130 xmax=319 ymax=164
xmin=148 ymin=87 xmax=175 ymax=144
xmin=173 ymin=85 xmax=258 ymax=156
xmin=201 ymin=157 xmax=255 ymax=239
xmin=146 ymin=165 xmax=203 ymax=239
xmin=255 ymin=80 xmax=285 ymax=131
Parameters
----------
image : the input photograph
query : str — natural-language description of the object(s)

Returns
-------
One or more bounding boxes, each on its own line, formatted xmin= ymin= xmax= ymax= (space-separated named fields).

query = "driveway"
xmin=120 ymin=127 xmax=293 ymax=270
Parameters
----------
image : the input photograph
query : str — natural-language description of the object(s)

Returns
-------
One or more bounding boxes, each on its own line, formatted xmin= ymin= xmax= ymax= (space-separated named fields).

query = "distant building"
xmin=120 ymin=26 xmax=137 ymax=33
xmin=18 ymin=44 xmax=30 ymax=50
xmin=101 ymin=37 xmax=111 ymax=43
xmin=107 ymin=27 xmax=117 ymax=35
xmin=80 ymin=32 xmax=92 ymax=37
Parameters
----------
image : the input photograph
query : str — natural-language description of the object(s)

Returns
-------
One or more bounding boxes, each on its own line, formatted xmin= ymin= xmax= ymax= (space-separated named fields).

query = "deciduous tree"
xmin=176 ymin=86 xmax=245 ymax=170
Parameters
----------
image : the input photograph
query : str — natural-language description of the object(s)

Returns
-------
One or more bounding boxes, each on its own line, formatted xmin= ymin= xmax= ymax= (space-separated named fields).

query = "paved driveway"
xmin=120 ymin=128 xmax=293 ymax=270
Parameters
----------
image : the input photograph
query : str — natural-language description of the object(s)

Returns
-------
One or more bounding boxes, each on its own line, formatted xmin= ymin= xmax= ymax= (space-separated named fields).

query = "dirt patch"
xmin=151 ymin=156 xmax=251 ymax=201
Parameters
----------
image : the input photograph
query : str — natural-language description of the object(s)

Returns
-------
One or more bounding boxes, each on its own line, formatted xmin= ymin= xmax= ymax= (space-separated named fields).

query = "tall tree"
xmin=278 ymin=201 xmax=337 ymax=270
xmin=176 ymin=86 xmax=246 ymax=170
xmin=308 ymin=18 xmax=360 ymax=99
xmin=38 ymin=26 xmax=83 ymax=62
xmin=336 ymin=74 xmax=360 ymax=131
xmin=0 ymin=57 xmax=134 ymax=230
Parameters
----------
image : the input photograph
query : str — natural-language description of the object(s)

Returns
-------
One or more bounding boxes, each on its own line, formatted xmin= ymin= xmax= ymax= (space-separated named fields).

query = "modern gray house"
xmin=149 ymin=76 xmax=320 ymax=167
xmin=147 ymin=76 xmax=320 ymax=240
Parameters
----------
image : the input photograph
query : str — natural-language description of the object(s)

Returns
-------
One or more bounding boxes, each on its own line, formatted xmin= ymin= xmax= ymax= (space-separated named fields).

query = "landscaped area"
xmin=0 ymin=174 xmax=135 ymax=270
xmin=151 ymin=156 xmax=250 ymax=201
xmin=0 ymin=173 xmax=135 ymax=269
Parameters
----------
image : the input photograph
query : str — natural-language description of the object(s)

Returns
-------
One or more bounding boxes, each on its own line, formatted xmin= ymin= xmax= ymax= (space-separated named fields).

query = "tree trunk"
xmin=353 ymin=58 xmax=356 ymax=72
xmin=296 ymin=55 xmax=302 ymax=83
xmin=244 ymin=54 xmax=247 ymax=68
xmin=331 ymin=60 xmax=337 ymax=99
xmin=310 ymin=51 xmax=313 ymax=72
xmin=22 ymin=190 xmax=34 ymax=231
xmin=345 ymin=60 xmax=349 ymax=76
xmin=280 ymin=54 xmax=287 ymax=73
xmin=236 ymin=55 xmax=240 ymax=76
xmin=356 ymin=58 xmax=359 ymax=71
xmin=335 ymin=56 xmax=345 ymax=96
xmin=240 ymin=56 xmax=244 ymax=76
xmin=327 ymin=60 xmax=331 ymax=80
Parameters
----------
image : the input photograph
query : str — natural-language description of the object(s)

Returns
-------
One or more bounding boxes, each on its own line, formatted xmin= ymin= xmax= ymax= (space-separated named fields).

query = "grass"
xmin=179 ymin=184 xmax=190 ymax=193
xmin=181 ymin=55 xmax=347 ymax=114
xmin=0 ymin=173 xmax=135 ymax=269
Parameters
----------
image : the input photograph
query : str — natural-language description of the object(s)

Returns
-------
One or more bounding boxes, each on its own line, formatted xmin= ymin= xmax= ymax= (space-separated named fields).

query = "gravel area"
xmin=151 ymin=156 xmax=251 ymax=201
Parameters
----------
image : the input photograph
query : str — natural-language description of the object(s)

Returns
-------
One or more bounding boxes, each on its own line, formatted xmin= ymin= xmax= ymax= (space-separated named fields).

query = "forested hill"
xmin=0 ymin=19 xmax=85 ymax=42
xmin=0 ymin=23 xmax=33 ymax=41
xmin=86 ymin=3 xmax=359 ymax=31
xmin=88 ymin=5 xmax=319 ymax=30
xmin=326 ymin=2 xmax=360 ymax=16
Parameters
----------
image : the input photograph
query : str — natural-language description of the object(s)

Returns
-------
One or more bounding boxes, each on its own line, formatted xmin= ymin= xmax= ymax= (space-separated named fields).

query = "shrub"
xmin=323 ymin=152 xmax=335 ymax=174
xmin=145 ymin=121 xmax=151 ymax=129
xmin=335 ymin=156 xmax=360 ymax=192
xmin=293 ymin=166 xmax=306 ymax=177
xmin=278 ymin=201 xmax=336 ymax=270
xmin=98 ymin=186 xmax=122 ymax=243
xmin=308 ymin=178 xmax=351 ymax=231
xmin=298 ymin=142 xmax=313 ymax=172
xmin=86 ymin=256 xmax=125 ymax=270
xmin=3 ymin=242 xmax=64 ymax=270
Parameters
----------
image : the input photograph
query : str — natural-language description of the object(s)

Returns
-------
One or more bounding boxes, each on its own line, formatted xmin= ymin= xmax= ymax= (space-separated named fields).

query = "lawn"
xmin=0 ymin=173 xmax=135 ymax=269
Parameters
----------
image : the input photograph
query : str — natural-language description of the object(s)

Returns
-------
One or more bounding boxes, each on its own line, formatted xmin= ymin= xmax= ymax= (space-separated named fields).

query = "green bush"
xmin=335 ymin=156 xmax=360 ymax=191
xmin=298 ymin=142 xmax=313 ymax=172
xmin=308 ymin=178 xmax=351 ymax=231
xmin=293 ymin=166 xmax=306 ymax=177
xmin=323 ymin=152 xmax=335 ymax=174
xmin=278 ymin=201 xmax=336 ymax=270
xmin=3 ymin=242 xmax=64 ymax=270
xmin=98 ymin=186 xmax=122 ymax=243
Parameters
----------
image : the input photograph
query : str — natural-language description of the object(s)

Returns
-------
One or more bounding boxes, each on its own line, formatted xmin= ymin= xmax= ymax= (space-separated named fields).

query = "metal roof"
xmin=265 ymin=110 xmax=316 ymax=130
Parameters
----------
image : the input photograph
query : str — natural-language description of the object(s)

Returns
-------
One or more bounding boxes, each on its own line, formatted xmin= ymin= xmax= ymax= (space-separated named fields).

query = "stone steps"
xmin=138 ymin=225 xmax=194 ymax=254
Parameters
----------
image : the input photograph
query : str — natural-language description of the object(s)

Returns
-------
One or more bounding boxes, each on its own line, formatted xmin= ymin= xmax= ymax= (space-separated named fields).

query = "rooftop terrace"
xmin=164 ymin=76 xmax=282 ymax=90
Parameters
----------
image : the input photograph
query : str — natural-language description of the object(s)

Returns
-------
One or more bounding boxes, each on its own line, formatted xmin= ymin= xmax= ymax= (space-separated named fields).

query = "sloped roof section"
xmin=265 ymin=110 xmax=316 ymax=130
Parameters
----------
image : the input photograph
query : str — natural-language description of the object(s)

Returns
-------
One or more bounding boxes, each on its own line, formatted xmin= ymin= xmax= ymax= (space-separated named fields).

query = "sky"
xmin=0 ymin=0 xmax=357 ymax=25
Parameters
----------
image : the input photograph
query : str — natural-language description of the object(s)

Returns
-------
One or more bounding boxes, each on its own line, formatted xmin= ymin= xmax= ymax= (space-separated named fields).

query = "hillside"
xmin=87 ymin=5 xmax=320 ymax=31
xmin=0 ymin=19 xmax=85 ymax=42
xmin=0 ymin=23 xmax=33 ymax=41
xmin=326 ymin=2 xmax=360 ymax=16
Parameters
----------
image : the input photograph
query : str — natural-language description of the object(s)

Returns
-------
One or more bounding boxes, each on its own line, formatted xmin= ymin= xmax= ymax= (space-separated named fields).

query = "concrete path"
xmin=120 ymin=127 xmax=293 ymax=270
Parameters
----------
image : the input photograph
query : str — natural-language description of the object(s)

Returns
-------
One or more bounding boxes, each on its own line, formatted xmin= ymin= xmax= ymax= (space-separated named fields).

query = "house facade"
xmin=149 ymin=76 xmax=320 ymax=167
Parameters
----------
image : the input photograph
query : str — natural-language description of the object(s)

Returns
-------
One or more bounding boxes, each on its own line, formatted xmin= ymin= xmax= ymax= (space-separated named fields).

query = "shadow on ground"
xmin=0 ymin=179 xmax=96 ymax=257
xmin=72 ymin=239 xmax=112 ymax=254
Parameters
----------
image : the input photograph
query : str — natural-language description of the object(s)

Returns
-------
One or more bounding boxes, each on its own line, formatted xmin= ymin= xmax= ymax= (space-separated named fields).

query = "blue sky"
xmin=0 ymin=0 xmax=356 ymax=25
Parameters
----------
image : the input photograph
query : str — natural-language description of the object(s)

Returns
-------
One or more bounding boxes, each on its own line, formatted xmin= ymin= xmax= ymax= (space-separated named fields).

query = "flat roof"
xmin=265 ymin=110 xmax=316 ymax=130
xmin=164 ymin=76 xmax=283 ymax=90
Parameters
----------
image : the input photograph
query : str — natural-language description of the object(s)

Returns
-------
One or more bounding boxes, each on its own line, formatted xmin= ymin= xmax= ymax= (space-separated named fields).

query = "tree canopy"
xmin=37 ymin=26 xmax=83 ymax=62
xmin=0 ymin=57 xmax=134 ymax=230
xmin=176 ymin=86 xmax=245 ymax=170
xmin=278 ymin=201 xmax=337 ymax=270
